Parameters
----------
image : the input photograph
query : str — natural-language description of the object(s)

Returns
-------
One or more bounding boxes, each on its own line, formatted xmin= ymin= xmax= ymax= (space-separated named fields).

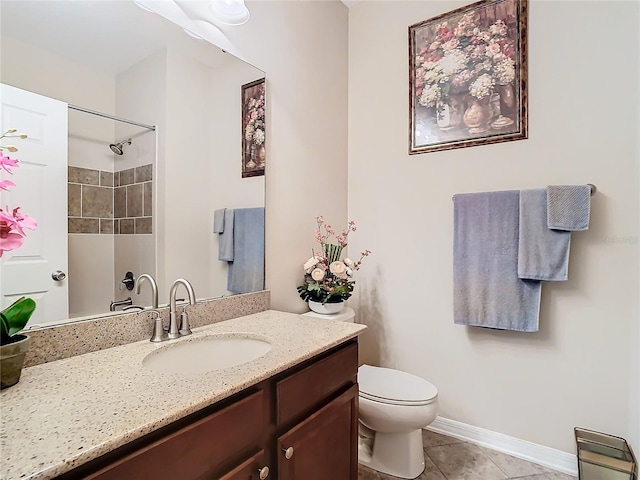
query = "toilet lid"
xmin=358 ymin=364 xmax=438 ymax=406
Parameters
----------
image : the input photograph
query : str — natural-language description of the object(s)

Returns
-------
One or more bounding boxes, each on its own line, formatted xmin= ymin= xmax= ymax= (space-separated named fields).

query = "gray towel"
xmin=547 ymin=185 xmax=591 ymax=231
xmin=227 ymin=207 xmax=265 ymax=294
xmin=218 ymin=208 xmax=235 ymax=261
xmin=518 ymin=189 xmax=571 ymax=281
xmin=213 ymin=208 xmax=226 ymax=233
xmin=453 ymin=191 xmax=541 ymax=332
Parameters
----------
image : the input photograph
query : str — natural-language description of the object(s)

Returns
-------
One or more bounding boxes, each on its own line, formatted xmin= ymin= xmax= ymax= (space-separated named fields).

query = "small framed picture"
xmin=241 ymin=78 xmax=266 ymax=177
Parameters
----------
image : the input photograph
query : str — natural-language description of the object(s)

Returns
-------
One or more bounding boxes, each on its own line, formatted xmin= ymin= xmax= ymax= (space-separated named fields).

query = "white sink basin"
xmin=142 ymin=334 xmax=272 ymax=375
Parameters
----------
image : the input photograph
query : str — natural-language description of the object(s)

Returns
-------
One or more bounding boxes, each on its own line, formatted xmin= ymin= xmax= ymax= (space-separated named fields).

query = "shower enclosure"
xmin=67 ymin=104 xmax=157 ymax=318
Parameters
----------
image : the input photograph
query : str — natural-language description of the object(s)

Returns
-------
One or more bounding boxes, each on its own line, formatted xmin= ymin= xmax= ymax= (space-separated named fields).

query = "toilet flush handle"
xmin=282 ymin=447 xmax=294 ymax=460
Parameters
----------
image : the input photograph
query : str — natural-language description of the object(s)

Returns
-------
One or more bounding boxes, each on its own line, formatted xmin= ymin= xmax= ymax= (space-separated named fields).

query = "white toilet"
xmin=301 ymin=307 xmax=439 ymax=479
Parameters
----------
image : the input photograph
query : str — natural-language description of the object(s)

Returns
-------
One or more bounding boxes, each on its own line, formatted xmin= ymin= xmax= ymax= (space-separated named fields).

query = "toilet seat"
xmin=358 ymin=364 xmax=438 ymax=406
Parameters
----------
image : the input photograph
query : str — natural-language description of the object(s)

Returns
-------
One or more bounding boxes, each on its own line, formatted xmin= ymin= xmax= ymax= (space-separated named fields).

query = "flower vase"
xmin=436 ymin=95 xmax=464 ymax=130
xmin=257 ymin=145 xmax=266 ymax=168
xmin=0 ymin=334 xmax=31 ymax=389
xmin=498 ymin=83 xmax=516 ymax=116
xmin=246 ymin=144 xmax=257 ymax=169
xmin=309 ymin=300 xmax=344 ymax=315
xmin=324 ymin=244 xmax=343 ymax=263
xmin=463 ymin=95 xmax=493 ymax=134
xmin=490 ymin=84 xmax=515 ymax=129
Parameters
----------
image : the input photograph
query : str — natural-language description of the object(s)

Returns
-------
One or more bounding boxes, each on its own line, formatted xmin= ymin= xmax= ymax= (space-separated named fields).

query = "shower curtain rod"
xmin=68 ymin=104 xmax=156 ymax=131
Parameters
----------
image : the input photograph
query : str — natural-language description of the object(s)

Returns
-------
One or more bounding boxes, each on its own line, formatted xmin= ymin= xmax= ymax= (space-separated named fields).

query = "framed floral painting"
xmin=409 ymin=0 xmax=528 ymax=154
xmin=241 ymin=78 xmax=266 ymax=177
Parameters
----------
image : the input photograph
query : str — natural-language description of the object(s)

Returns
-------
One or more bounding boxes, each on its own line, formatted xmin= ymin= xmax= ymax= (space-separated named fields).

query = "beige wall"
xmin=221 ymin=1 xmax=350 ymax=311
xmin=348 ymin=0 xmax=639 ymax=455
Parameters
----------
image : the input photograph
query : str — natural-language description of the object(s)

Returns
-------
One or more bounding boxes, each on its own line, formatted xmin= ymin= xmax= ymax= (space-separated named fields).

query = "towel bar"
xmin=452 ymin=184 xmax=597 ymax=200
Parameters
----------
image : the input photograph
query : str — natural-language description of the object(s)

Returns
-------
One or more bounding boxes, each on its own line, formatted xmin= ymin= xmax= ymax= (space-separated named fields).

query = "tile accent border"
xmin=24 ymin=290 xmax=270 ymax=367
xmin=427 ymin=416 xmax=579 ymax=476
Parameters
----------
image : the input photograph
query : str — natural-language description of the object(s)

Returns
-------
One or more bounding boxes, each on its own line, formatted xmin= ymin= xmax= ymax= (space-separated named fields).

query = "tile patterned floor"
xmin=358 ymin=430 xmax=577 ymax=480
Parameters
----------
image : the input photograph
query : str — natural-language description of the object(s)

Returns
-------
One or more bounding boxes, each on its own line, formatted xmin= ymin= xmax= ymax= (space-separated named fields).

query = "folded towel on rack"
xmin=547 ymin=185 xmax=591 ymax=231
xmin=453 ymin=191 xmax=541 ymax=332
xmin=518 ymin=189 xmax=571 ymax=281
xmin=213 ymin=208 xmax=226 ymax=233
xmin=218 ymin=208 xmax=235 ymax=261
xmin=227 ymin=207 xmax=265 ymax=294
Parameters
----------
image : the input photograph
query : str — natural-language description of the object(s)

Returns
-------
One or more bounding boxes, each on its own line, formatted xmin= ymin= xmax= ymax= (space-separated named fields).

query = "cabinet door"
xmin=220 ymin=450 xmax=270 ymax=480
xmin=277 ymin=385 xmax=358 ymax=480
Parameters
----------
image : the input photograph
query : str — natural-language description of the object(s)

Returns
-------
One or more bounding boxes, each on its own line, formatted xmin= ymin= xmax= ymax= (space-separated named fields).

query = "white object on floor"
xmin=358 ymin=364 xmax=438 ymax=479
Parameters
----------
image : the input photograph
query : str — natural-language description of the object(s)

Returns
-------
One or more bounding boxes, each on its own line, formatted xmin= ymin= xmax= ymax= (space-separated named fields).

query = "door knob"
xmin=258 ymin=466 xmax=269 ymax=479
xmin=52 ymin=270 xmax=66 ymax=281
xmin=282 ymin=447 xmax=294 ymax=459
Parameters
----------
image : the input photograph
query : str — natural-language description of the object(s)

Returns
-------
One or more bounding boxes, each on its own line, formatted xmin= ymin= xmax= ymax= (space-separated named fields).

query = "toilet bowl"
xmin=358 ymin=364 xmax=438 ymax=479
xmin=301 ymin=307 xmax=439 ymax=479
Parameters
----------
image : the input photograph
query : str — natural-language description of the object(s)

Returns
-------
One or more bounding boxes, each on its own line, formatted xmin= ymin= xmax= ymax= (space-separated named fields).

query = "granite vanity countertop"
xmin=0 ymin=310 xmax=366 ymax=480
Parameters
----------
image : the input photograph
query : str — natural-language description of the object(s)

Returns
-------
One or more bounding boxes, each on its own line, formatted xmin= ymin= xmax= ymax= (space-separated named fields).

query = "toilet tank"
xmin=301 ymin=307 xmax=355 ymax=323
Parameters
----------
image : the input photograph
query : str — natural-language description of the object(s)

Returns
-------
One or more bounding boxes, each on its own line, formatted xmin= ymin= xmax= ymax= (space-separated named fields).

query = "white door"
xmin=0 ymin=83 xmax=69 ymax=326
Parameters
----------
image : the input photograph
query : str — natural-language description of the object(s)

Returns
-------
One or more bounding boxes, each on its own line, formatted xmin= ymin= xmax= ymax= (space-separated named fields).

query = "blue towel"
xmin=213 ymin=208 xmax=226 ymax=233
xmin=227 ymin=207 xmax=265 ymax=294
xmin=453 ymin=191 xmax=541 ymax=332
xmin=518 ymin=189 xmax=571 ymax=281
xmin=547 ymin=185 xmax=591 ymax=231
xmin=218 ymin=209 xmax=235 ymax=261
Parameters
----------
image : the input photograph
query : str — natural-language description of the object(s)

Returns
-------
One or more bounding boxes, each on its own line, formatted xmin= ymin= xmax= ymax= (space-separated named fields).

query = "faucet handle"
xmin=143 ymin=309 xmax=168 ymax=342
xmin=179 ymin=306 xmax=192 ymax=336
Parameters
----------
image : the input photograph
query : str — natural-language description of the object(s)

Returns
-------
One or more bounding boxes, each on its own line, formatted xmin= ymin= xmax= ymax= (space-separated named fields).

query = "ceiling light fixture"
xmin=209 ymin=0 xmax=250 ymax=26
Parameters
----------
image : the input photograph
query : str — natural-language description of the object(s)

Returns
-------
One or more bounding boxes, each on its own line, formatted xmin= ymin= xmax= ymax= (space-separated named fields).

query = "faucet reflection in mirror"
xmin=136 ymin=273 xmax=159 ymax=309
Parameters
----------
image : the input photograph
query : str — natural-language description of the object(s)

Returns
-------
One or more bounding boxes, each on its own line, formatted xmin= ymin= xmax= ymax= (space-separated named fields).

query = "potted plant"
xmin=1 ymin=128 xmax=37 ymax=388
xmin=297 ymin=215 xmax=370 ymax=314
xmin=0 ymin=297 xmax=36 ymax=388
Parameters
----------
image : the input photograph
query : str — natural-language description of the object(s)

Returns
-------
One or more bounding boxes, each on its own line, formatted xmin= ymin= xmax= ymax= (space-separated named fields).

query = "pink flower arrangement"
xmin=0 ymin=129 xmax=37 ymax=257
xmin=297 ymin=215 xmax=371 ymax=304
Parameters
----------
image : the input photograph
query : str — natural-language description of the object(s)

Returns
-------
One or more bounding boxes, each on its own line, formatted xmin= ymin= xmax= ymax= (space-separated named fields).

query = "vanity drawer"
xmin=276 ymin=341 xmax=357 ymax=427
xmin=82 ymin=389 xmax=265 ymax=480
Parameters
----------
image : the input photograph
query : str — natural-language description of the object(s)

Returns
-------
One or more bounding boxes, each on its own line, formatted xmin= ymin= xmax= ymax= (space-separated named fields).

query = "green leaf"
xmin=0 ymin=297 xmax=36 ymax=338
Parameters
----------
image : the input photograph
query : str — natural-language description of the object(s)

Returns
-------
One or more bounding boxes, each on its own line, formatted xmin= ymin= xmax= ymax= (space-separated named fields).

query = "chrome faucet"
xmin=136 ymin=274 xmax=159 ymax=309
xmin=110 ymin=297 xmax=132 ymax=311
xmin=168 ymin=278 xmax=196 ymax=339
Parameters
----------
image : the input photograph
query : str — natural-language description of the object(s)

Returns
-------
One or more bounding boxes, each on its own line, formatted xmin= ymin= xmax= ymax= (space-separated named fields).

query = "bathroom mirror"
xmin=0 ymin=0 xmax=266 ymax=327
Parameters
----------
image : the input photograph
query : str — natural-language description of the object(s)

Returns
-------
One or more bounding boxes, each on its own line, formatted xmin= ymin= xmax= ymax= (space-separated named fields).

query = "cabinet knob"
xmin=282 ymin=446 xmax=294 ymax=460
xmin=258 ymin=466 xmax=269 ymax=479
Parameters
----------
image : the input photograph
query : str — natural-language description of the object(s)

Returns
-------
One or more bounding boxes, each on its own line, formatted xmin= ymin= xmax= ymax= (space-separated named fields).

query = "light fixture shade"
xmin=209 ymin=0 xmax=250 ymax=25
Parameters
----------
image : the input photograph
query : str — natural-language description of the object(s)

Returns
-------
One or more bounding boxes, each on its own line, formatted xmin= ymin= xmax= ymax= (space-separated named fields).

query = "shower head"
xmin=109 ymin=138 xmax=132 ymax=155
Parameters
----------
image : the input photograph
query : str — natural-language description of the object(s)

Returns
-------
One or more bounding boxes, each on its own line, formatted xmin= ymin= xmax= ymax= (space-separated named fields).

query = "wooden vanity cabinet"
xmin=277 ymin=386 xmax=358 ymax=480
xmin=58 ymin=339 xmax=358 ymax=480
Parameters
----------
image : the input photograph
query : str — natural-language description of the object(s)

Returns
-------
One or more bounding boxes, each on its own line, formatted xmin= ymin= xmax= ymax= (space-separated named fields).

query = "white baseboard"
xmin=426 ymin=416 xmax=578 ymax=477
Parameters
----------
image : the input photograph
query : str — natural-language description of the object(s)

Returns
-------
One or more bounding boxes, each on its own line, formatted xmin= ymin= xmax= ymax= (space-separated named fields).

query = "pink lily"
xmin=0 ymin=154 xmax=19 ymax=174
xmin=0 ymin=207 xmax=37 ymax=237
xmin=0 ymin=179 xmax=15 ymax=191
xmin=0 ymin=231 xmax=26 ymax=257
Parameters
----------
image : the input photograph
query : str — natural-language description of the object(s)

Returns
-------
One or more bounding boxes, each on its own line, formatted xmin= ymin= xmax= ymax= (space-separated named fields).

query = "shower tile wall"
xmin=68 ymin=165 xmax=152 ymax=235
